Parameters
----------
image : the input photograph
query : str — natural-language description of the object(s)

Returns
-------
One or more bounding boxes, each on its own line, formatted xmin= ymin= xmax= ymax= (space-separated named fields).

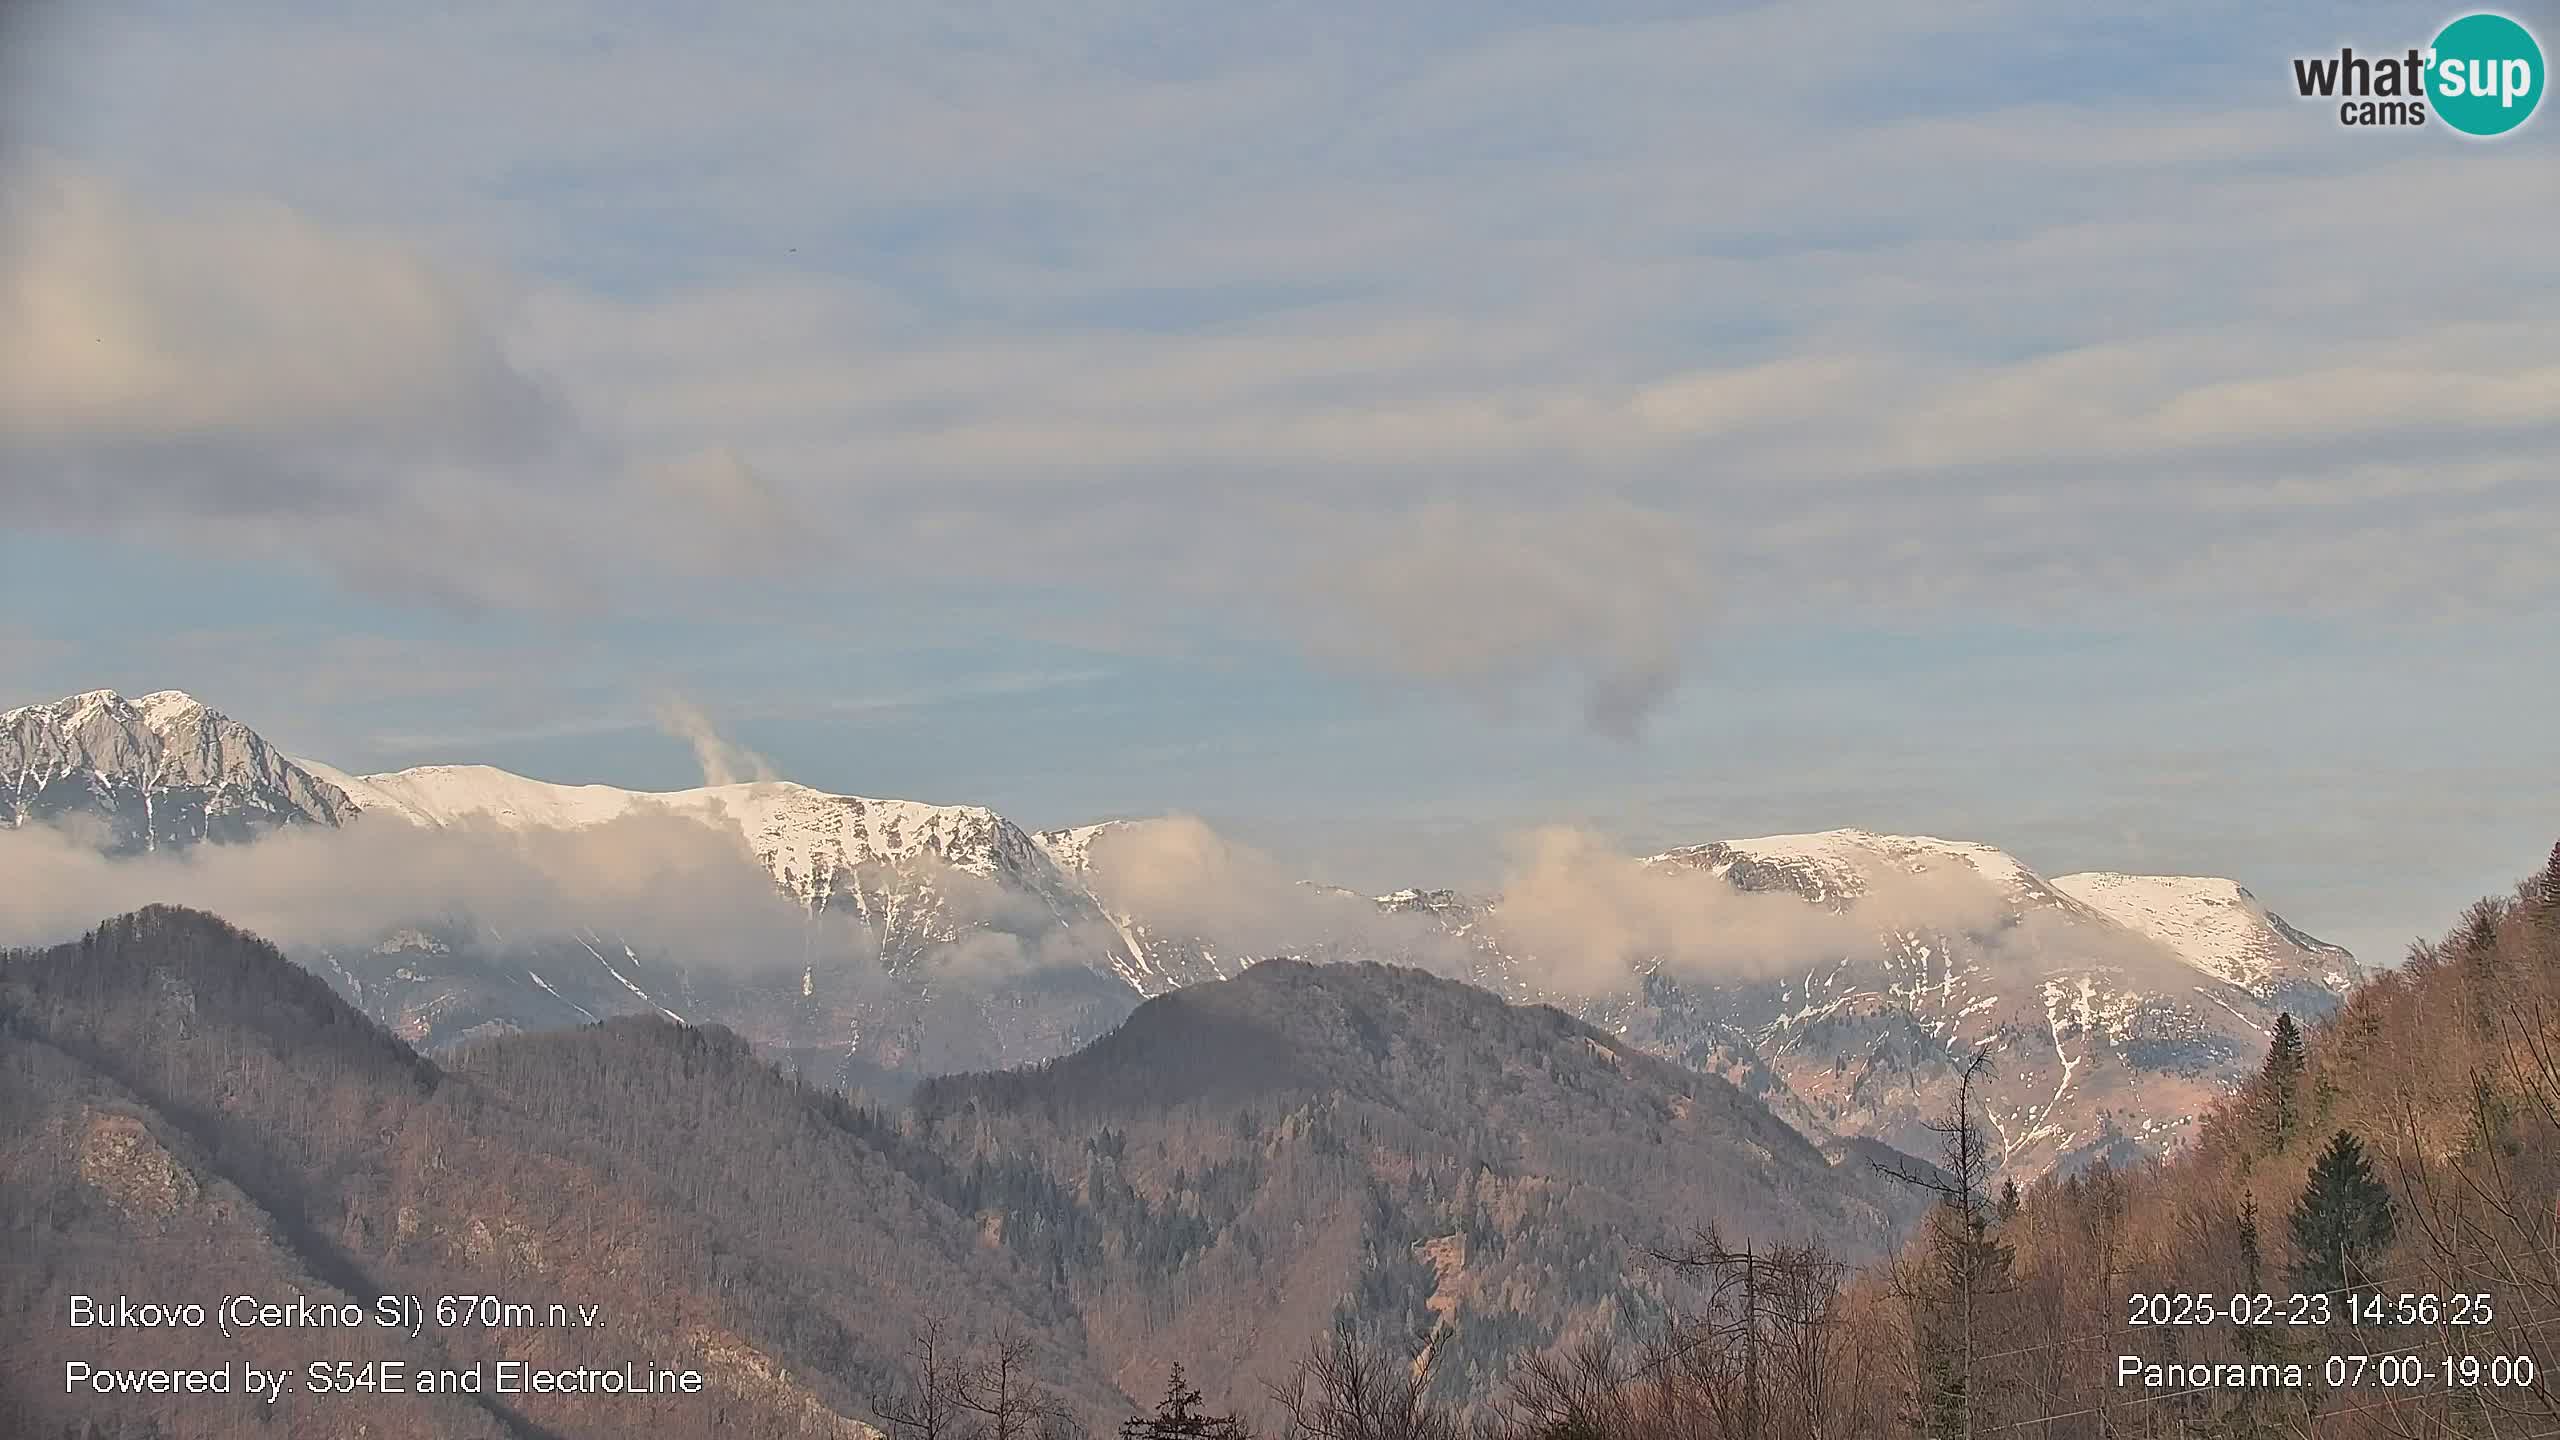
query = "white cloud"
xmin=0 ymin=170 xmax=546 ymax=446
xmin=0 ymin=805 xmax=839 ymax=965
xmin=1486 ymin=825 xmax=2024 ymax=992
xmin=0 ymin=168 xmax=822 ymax=611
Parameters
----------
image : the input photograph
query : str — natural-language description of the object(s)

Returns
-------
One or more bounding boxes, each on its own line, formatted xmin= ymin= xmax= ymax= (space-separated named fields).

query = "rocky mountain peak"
xmin=1 ymin=688 xmax=354 ymax=851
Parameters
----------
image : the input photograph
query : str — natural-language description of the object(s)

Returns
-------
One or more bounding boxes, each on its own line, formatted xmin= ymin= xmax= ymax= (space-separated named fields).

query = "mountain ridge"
xmin=5 ymin=687 xmax=2359 ymax=1174
xmin=3 ymin=687 xmax=356 ymax=850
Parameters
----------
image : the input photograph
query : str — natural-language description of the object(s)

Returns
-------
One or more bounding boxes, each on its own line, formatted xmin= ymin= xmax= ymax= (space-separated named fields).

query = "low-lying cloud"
xmin=1068 ymin=815 xmax=2157 ymax=998
xmin=1075 ymin=815 xmax=1474 ymax=970
xmin=1486 ymin=826 xmax=2016 ymax=993
xmin=0 ymin=806 xmax=845 ymax=975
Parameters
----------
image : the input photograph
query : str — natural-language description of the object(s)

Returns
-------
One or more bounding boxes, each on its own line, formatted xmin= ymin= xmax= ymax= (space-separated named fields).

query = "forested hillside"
xmin=1302 ymin=840 xmax=2560 ymax=1439
xmin=12 ymin=840 xmax=2553 ymax=1439
xmin=0 ymin=907 xmax=1120 ymax=1438
xmin=1909 ymin=839 xmax=2560 ymax=1437
xmin=912 ymin=960 xmax=1919 ymax=1407
xmin=0 ymin=909 xmax=1916 ymax=1438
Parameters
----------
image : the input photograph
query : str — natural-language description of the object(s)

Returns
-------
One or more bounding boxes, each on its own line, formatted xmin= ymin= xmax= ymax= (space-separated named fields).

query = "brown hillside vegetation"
xmin=1391 ymin=840 xmax=2560 ymax=1440
xmin=0 ymin=909 xmax=1918 ymax=1439
xmin=1928 ymin=839 xmax=2560 ymax=1438
xmin=889 ymin=841 xmax=2560 ymax=1439
xmin=912 ymin=959 xmax=1919 ymax=1409
xmin=11 ymin=839 xmax=2553 ymax=1440
xmin=0 ymin=907 xmax=1120 ymax=1439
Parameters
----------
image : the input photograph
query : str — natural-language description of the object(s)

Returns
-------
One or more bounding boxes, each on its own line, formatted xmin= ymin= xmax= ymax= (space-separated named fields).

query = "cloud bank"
xmin=0 ymin=169 xmax=818 ymax=612
xmin=1065 ymin=815 xmax=2148 ymax=996
xmin=0 ymin=807 xmax=840 ymax=971
xmin=1074 ymin=815 xmax=1463 ymax=962
xmin=1486 ymin=827 xmax=2015 ymax=992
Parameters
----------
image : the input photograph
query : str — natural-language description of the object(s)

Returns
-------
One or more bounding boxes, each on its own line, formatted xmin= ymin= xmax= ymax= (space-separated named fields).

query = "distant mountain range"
xmin=1 ymin=688 xmax=2362 ymax=1174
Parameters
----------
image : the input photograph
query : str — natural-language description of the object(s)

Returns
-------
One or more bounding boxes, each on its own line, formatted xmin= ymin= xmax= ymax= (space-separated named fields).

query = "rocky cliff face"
xmin=1 ymin=689 xmax=355 ymax=851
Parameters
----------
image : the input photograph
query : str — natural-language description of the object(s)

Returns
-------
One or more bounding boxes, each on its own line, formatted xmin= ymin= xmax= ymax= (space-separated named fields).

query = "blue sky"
xmin=4 ymin=0 xmax=2556 ymax=963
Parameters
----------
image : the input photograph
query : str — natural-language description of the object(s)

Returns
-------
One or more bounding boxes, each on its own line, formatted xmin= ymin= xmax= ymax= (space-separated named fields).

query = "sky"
xmin=3 ymin=0 xmax=2556 ymax=965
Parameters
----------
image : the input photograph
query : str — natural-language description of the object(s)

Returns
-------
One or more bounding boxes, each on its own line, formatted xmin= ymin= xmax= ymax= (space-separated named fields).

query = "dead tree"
xmin=1875 ymin=1049 xmax=2014 ymax=1440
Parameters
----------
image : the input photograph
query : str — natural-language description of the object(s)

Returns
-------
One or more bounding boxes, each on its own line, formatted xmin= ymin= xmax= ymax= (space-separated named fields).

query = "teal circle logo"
xmin=2430 ymin=13 xmax=2545 ymax=136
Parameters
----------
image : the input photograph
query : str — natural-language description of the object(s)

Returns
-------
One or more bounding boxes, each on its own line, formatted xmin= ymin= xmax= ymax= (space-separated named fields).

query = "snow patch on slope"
xmin=1648 ymin=828 xmax=2054 ymax=906
xmin=2049 ymin=871 xmax=2358 ymax=998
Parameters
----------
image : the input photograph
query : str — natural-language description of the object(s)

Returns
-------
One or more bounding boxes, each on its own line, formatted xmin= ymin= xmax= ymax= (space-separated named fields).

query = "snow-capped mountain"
xmin=2049 ymin=871 xmax=2360 ymax=1012
xmin=292 ymin=760 xmax=1141 ymax=1072
xmin=1347 ymin=829 xmax=2362 ymax=1174
xmin=310 ymin=760 xmax=1101 ymax=941
xmin=5 ymin=686 xmax=2361 ymax=1172
xmin=1 ymin=689 xmax=355 ymax=851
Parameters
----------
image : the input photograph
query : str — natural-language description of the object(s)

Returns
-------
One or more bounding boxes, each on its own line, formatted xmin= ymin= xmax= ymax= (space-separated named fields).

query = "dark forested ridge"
xmin=1 ymin=908 xmax=1118 ymax=1438
xmin=0 ymin=909 xmax=1916 ymax=1439
xmin=911 ymin=960 xmax=1920 ymax=1407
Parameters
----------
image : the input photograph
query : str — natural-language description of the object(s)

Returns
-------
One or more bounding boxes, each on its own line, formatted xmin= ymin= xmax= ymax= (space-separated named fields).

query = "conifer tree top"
xmin=2286 ymin=1129 xmax=2397 ymax=1297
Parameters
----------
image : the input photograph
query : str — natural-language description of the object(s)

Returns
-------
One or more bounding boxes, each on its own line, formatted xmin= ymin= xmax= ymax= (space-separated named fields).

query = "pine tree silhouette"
xmin=2286 ymin=1130 xmax=2396 ymax=1299
xmin=1119 ymin=1362 xmax=1243 ymax=1440
xmin=2236 ymin=1194 xmax=2262 ymax=1294
xmin=2259 ymin=1013 xmax=2306 ymax=1151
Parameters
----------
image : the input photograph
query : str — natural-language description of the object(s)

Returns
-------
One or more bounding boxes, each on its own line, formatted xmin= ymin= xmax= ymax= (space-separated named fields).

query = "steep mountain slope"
xmin=1347 ymin=830 xmax=2361 ymax=1176
xmin=311 ymin=762 xmax=1098 ymax=930
xmin=1 ymin=689 xmax=355 ymax=851
xmin=1818 ymin=842 xmax=2560 ymax=1438
xmin=0 ymin=907 xmax=1131 ymax=1439
xmin=915 ymin=958 xmax=1923 ymax=1411
xmin=1035 ymin=820 xmax=1252 ymax=994
xmin=296 ymin=762 xmax=1144 ymax=1072
xmin=0 ymin=907 xmax=1925 ymax=1437
xmin=4 ymin=687 xmax=1144 ymax=1074
xmin=2048 ymin=870 xmax=2360 ymax=1013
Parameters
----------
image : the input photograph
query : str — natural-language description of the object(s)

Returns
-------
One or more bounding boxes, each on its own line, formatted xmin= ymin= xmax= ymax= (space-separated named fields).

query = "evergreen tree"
xmin=1119 ymin=1362 xmax=1242 ymax=1440
xmin=2228 ymin=1196 xmax=2271 ymax=1438
xmin=2259 ymin=1013 xmax=2306 ymax=1151
xmin=2286 ymin=1130 xmax=2396 ymax=1299
xmin=2236 ymin=1195 xmax=2262 ymax=1295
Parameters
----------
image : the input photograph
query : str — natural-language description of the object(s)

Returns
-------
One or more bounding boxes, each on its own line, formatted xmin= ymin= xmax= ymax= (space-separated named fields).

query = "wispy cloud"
xmin=1299 ymin=501 xmax=1711 ymax=736
xmin=652 ymin=696 xmax=780 ymax=787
